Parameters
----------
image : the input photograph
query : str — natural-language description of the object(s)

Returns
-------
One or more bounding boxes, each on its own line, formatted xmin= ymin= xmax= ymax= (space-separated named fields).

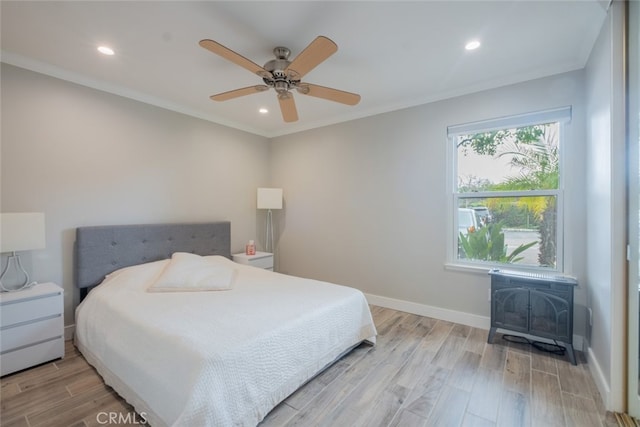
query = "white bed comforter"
xmin=75 ymin=256 xmax=376 ymax=427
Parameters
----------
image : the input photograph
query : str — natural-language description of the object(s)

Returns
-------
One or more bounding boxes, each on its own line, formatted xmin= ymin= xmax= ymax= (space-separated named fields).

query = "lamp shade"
xmin=0 ymin=213 xmax=46 ymax=253
xmin=257 ymin=188 xmax=283 ymax=210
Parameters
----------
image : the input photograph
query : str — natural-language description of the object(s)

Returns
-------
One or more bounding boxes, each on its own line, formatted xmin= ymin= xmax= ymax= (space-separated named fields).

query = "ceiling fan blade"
xmin=296 ymin=83 xmax=361 ymax=106
xmin=210 ymin=85 xmax=269 ymax=102
xmin=199 ymin=39 xmax=270 ymax=78
xmin=278 ymin=93 xmax=298 ymax=122
xmin=285 ymin=36 xmax=337 ymax=79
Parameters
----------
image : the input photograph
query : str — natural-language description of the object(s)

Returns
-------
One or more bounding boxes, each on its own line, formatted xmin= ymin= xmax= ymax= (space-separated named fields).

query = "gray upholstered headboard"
xmin=75 ymin=222 xmax=231 ymax=292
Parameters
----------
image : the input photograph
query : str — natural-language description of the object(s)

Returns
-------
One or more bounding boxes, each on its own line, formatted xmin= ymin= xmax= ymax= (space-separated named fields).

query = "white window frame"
xmin=446 ymin=107 xmax=571 ymax=272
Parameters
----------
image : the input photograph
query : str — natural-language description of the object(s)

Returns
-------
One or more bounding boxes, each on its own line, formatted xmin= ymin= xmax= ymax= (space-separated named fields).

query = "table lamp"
xmin=0 ymin=213 xmax=45 ymax=292
xmin=257 ymin=188 xmax=282 ymax=253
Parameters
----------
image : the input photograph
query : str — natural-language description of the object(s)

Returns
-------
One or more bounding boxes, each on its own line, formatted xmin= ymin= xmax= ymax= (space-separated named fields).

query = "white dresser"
xmin=0 ymin=282 xmax=65 ymax=376
xmin=232 ymin=251 xmax=274 ymax=271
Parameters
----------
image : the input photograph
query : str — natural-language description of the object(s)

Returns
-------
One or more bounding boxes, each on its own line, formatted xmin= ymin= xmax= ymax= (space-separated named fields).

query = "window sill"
xmin=445 ymin=262 xmax=564 ymax=277
xmin=444 ymin=262 xmax=492 ymax=275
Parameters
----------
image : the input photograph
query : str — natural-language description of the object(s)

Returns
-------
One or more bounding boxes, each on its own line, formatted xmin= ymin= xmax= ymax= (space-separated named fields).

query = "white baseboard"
xmin=364 ymin=292 xmax=584 ymax=351
xmin=364 ymin=293 xmax=490 ymax=330
xmin=587 ymin=346 xmax=613 ymax=410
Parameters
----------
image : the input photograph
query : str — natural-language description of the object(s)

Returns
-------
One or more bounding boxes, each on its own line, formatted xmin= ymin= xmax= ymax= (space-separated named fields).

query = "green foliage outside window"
xmin=459 ymin=222 xmax=537 ymax=263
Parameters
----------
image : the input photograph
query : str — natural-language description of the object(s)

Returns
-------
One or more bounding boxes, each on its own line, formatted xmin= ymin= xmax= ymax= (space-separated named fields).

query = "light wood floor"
xmin=0 ymin=306 xmax=619 ymax=427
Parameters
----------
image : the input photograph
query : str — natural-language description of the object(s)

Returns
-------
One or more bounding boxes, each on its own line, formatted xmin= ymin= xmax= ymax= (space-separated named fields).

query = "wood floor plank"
xmin=258 ymin=402 xmax=297 ymax=427
xmin=465 ymin=327 xmax=489 ymax=355
xmin=432 ymin=334 xmax=467 ymax=370
xmin=282 ymin=377 xmax=327 ymax=410
xmin=17 ymin=355 xmax=91 ymax=392
xmin=420 ymin=319 xmax=454 ymax=353
xmin=425 ymin=384 xmax=469 ymax=427
xmin=448 ymin=350 xmax=482 ymax=392
xmin=531 ymin=369 xmax=565 ymax=427
xmin=1 ymin=375 xmax=72 ymax=421
xmin=0 ymin=361 xmax=59 ymax=386
xmin=497 ymin=389 xmax=531 ymax=427
xmin=371 ymin=306 xmax=397 ymax=327
xmin=561 ymin=391 xmax=603 ymax=427
xmin=451 ymin=323 xmax=472 ymax=338
xmin=481 ymin=338 xmax=508 ymax=372
xmin=530 ymin=347 xmax=559 ymax=374
xmin=1 ymin=381 xmax=21 ymax=399
xmin=463 ymin=413 xmax=497 ymax=427
xmin=505 ymin=335 xmax=534 ymax=355
xmin=402 ymin=365 xmax=451 ymax=419
xmin=369 ymin=304 xmax=383 ymax=315
xmin=66 ymin=368 xmax=106 ymax=396
xmin=385 ymin=318 xmax=433 ymax=366
xmin=283 ymin=378 xmax=353 ymax=427
xmin=27 ymin=384 xmax=115 ymax=427
xmin=388 ymin=408 xmax=427 ymax=427
xmin=375 ymin=310 xmax=409 ymax=336
xmin=354 ymin=383 xmax=410 ymax=427
xmin=503 ymin=350 xmax=531 ymax=395
xmin=556 ymin=354 xmax=594 ymax=399
xmin=0 ymin=415 xmax=30 ymax=427
xmin=391 ymin=342 xmax=437 ymax=390
xmin=466 ymin=367 xmax=504 ymax=422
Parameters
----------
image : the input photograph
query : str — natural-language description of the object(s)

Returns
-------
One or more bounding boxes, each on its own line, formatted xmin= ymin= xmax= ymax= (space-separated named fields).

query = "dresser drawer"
xmin=1 ymin=293 xmax=62 ymax=326
xmin=250 ymin=256 xmax=274 ymax=269
xmin=233 ymin=252 xmax=274 ymax=270
xmin=1 ymin=315 xmax=63 ymax=352
xmin=0 ymin=337 xmax=64 ymax=376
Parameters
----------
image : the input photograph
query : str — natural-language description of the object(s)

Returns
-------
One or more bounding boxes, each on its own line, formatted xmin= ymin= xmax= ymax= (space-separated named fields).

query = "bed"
xmin=73 ymin=222 xmax=376 ymax=427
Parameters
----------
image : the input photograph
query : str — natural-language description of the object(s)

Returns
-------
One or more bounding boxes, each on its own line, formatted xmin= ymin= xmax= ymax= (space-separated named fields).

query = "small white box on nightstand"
xmin=232 ymin=251 xmax=274 ymax=271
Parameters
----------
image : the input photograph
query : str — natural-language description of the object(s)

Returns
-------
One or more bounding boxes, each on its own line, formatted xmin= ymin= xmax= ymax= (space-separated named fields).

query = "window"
xmin=447 ymin=107 xmax=570 ymax=271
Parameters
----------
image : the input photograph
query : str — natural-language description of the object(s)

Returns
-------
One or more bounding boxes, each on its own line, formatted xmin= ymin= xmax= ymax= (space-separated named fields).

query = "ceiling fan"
xmin=199 ymin=36 xmax=361 ymax=123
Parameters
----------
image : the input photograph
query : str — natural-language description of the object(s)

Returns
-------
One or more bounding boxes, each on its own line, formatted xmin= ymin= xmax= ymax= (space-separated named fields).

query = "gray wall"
xmin=270 ymin=70 xmax=588 ymax=333
xmin=584 ymin=1 xmax=626 ymax=411
xmin=1 ymin=64 xmax=270 ymax=325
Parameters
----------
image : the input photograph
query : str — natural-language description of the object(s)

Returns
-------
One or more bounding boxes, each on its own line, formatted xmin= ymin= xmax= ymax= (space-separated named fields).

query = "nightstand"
xmin=232 ymin=251 xmax=274 ymax=271
xmin=0 ymin=282 xmax=65 ymax=376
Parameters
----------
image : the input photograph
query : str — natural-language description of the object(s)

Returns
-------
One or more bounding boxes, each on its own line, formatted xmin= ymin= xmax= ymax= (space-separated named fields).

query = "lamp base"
xmin=265 ymin=209 xmax=274 ymax=253
xmin=0 ymin=252 xmax=35 ymax=292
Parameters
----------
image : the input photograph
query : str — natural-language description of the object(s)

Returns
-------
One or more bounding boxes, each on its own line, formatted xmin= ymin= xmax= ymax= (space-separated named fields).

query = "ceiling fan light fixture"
xmin=97 ymin=46 xmax=115 ymax=55
xmin=274 ymin=80 xmax=289 ymax=93
xmin=465 ymin=40 xmax=481 ymax=51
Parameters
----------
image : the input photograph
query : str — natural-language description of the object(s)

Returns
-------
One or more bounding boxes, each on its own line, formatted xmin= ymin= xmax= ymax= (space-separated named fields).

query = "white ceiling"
xmin=1 ymin=1 xmax=607 ymax=138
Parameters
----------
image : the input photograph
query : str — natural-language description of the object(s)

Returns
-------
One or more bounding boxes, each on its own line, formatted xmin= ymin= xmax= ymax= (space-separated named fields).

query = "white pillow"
xmin=147 ymin=252 xmax=235 ymax=292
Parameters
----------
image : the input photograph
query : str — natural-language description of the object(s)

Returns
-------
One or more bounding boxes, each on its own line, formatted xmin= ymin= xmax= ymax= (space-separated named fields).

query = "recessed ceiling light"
xmin=465 ymin=40 xmax=481 ymax=51
xmin=97 ymin=46 xmax=115 ymax=56
xmin=259 ymin=108 xmax=269 ymax=114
